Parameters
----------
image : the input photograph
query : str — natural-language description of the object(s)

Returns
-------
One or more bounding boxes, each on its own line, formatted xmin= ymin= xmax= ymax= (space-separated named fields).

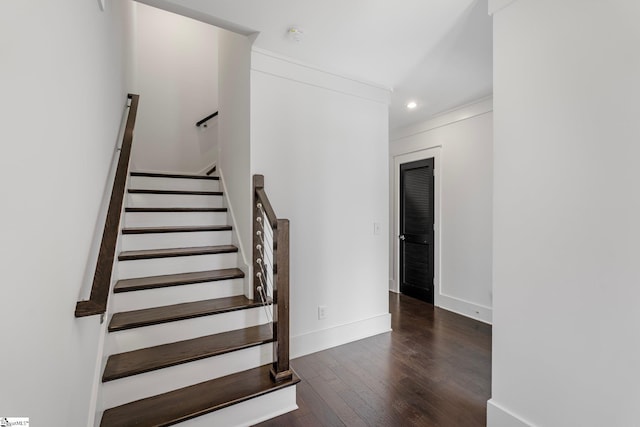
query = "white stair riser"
xmin=178 ymin=385 xmax=298 ymax=427
xmin=121 ymin=230 xmax=232 ymax=251
xmin=124 ymin=211 xmax=228 ymax=227
xmin=106 ymin=308 xmax=270 ymax=354
xmin=130 ymin=176 xmax=219 ymax=192
xmin=127 ymin=193 xmax=223 ymax=208
xmin=118 ymin=253 xmax=238 ymax=279
xmin=110 ymin=278 xmax=244 ymax=312
xmin=96 ymin=175 xmax=293 ymax=426
xmin=101 ymin=344 xmax=273 ymax=409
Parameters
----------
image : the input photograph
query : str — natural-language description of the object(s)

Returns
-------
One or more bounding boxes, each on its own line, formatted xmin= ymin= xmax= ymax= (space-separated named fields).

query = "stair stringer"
xmin=89 ymin=171 xmax=133 ymax=427
xmin=218 ymin=168 xmax=254 ymax=300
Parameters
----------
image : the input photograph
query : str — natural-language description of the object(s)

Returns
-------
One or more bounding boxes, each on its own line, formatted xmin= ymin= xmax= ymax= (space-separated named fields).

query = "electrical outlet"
xmin=373 ymin=222 xmax=381 ymax=235
xmin=318 ymin=305 xmax=327 ymax=320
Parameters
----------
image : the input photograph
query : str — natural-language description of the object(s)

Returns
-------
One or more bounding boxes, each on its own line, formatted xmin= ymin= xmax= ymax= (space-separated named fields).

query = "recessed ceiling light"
xmin=407 ymin=101 xmax=417 ymax=110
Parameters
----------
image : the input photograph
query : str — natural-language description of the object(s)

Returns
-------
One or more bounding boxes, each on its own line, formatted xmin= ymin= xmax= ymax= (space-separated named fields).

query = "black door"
xmin=400 ymin=158 xmax=435 ymax=304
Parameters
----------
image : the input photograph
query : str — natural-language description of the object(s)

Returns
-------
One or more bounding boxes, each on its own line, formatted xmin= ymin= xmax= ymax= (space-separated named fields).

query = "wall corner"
xmin=488 ymin=0 xmax=519 ymax=15
xmin=487 ymin=400 xmax=532 ymax=427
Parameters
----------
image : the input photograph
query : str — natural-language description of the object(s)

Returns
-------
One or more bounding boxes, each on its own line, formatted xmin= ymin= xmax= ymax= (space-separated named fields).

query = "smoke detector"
xmin=286 ymin=27 xmax=304 ymax=42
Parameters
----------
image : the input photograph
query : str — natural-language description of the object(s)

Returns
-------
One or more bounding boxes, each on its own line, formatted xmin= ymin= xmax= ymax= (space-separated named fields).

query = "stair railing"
xmin=76 ymin=93 xmax=140 ymax=318
xmin=195 ymin=111 xmax=218 ymax=128
xmin=253 ymin=175 xmax=293 ymax=383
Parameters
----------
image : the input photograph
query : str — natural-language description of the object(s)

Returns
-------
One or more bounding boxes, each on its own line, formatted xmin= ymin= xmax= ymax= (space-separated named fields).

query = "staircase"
xmin=97 ymin=171 xmax=299 ymax=426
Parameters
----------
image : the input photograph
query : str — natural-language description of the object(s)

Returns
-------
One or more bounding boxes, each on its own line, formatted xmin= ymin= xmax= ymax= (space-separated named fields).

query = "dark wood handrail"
xmin=196 ymin=111 xmax=218 ymax=127
xmin=75 ymin=93 xmax=140 ymax=317
xmin=253 ymin=175 xmax=292 ymax=383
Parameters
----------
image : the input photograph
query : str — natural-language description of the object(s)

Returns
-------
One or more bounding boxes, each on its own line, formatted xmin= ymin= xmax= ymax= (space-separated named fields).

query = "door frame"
xmin=392 ymin=146 xmax=441 ymax=306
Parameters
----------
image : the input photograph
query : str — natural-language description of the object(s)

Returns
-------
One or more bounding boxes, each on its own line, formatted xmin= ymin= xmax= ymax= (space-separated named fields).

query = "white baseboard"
xmin=388 ymin=279 xmax=399 ymax=293
xmin=437 ymin=293 xmax=492 ymax=324
xmin=291 ymin=313 xmax=392 ymax=359
xmin=487 ymin=399 xmax=532 ymax=427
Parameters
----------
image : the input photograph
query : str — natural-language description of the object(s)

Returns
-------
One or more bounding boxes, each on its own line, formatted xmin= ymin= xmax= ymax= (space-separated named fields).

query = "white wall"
xmin=130 ymin=2 xmax=218 ymax=174
xmin=120 ymin=3 xmax=392 ymax=358
xmin=489 ymin=1 xmax=640 ymax=426
xmin=0 ymin=0 xmax=132 ymax=425
xmin=218 ymin=30 xmax=254 ymax=274
xmin=251 ymin=49 xmax=392 ymax=357
xmin=390 ymin=99 xmax=493 ymax=323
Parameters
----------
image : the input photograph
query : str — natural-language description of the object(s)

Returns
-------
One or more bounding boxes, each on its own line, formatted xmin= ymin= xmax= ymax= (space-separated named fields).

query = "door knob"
xmin=399 ymin=235 xmax=405 ymax=241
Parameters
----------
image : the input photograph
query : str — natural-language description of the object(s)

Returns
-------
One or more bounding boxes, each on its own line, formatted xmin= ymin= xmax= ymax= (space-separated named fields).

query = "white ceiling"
xmin=390 ymin=0 xmax=493 ymax=129
xmin=138 ymin=0 xmax=493 ymax=130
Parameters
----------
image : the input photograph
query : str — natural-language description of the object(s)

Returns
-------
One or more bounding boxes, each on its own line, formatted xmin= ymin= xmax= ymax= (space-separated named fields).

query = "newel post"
xmin=271 ymin=218 xmax=292 ymax=382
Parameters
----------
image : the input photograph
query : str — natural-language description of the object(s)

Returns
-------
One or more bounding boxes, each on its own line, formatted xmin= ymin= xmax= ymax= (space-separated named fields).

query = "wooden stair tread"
xmin=131 ymin=171 xmax=219 ymax=180
xmin=114 ymin=268 xmax=245 ymax=293
xmin=118 ymin=245 xmax=237 ymax=261
xmin=122 ymin=225 xmax=231 ymax=234
xmin=125 ymin=207 xmax=227 ymax=213
xmin=100 ymin=365 xmax=300 ymax=427
xmin=108 ymin=296 xmax=262 ymax=331
xmin=103 ymin=324 xmax=273 ymax=382
xmin=128 ymin=189 xmax=222 ymax=196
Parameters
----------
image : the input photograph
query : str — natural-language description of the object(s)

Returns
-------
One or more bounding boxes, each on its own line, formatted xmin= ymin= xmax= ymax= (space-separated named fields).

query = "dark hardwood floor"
xmin=256 ymin=292 xmax=492 ymax=427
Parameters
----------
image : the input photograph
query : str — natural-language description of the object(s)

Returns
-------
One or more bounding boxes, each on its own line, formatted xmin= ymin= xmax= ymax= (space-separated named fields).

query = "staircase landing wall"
xmin=250 ymin=49 xmax=392 ymax=357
